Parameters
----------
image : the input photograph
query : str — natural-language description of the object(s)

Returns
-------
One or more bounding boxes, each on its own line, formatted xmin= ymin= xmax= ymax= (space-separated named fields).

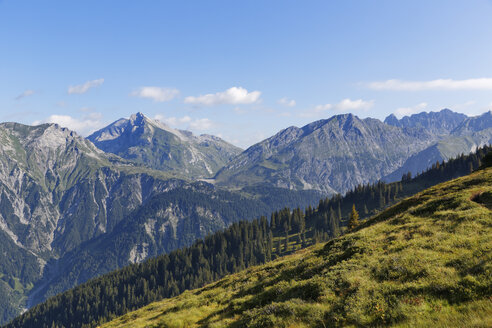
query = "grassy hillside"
xmin=102 ymin=167 xmax=492 ymax=328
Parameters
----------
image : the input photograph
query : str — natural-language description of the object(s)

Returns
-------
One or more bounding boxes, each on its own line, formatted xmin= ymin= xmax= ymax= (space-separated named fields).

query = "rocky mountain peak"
xmin=384 ymin=108 xmax=467 ymax=136
xmin=383 ymin=113 xmax=399 ymax=126
xmin=87 ymin=113 xmax=242 ymax=178
xmin=129 ymin=112 xmax=146 ymax=126
xmin=1 ymin=121 xmax=87 ymax=153
xmin=451 ymin=110 xmax=492 ymax=135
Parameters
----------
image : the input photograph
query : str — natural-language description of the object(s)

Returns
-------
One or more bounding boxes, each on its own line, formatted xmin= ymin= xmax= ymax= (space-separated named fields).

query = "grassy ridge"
xmin=102 ymin=167 xmax=492 ymax=328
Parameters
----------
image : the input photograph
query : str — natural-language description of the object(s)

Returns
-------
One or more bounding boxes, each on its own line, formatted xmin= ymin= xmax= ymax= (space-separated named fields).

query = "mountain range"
xmin=215 ymin=109 xmax=492 ymax=193
xmin=0 ymin=120 xmax=319 ymax=323
xmin=383 ymin=110 xmax=492 ymax=181
xmin=0 ymin=108 xmax=491 ymax=324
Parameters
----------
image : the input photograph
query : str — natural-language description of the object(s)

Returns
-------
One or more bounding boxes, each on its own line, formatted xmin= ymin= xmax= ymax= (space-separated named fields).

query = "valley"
xmin=0 ymin=110 xmax=491 ymax=326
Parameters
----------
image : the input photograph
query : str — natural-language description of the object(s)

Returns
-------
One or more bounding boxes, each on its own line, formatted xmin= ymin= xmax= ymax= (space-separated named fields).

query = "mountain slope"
xmin=451 ymin=110 xmax=492 ymax=135
xmin=0 ymin=122 xmax=193 ymax=257
xmin=88 ymin=112 xmax=242 ymax=178
xmin=102 ymin=166 xmax=492 ymax=328
xmin=214 ymin=114 xmax=435 ymax=194
xmin=27 ymin=182 xmax=321 ymax=307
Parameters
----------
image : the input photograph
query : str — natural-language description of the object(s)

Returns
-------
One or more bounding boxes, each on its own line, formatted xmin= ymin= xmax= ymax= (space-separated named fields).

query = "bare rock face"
xmin=0 ymin=122 xmax=185 ymax=256
xmin=87 ymin=112 xmax=242 ymax=178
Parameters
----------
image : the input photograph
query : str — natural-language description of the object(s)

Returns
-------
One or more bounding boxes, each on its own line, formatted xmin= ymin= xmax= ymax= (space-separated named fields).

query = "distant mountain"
xmin=214 ymin=114 xmax=436 ymax=194
xmin=88 ymin=112 xmax=242 ymax=178
xmin=213 ymin=109 xmax=491 ymax=192
xmin=0 ymin=121 xmax=319 ymax=324
xmin=0 ymin=122 xmax=194 ymax=322
xmin=384 ymin=108 xmax=468 ymax=136
xmin=451 ymin=110 xmax=492 ymax=135
xmin=383 ymin=111 xmax=492 ymax=181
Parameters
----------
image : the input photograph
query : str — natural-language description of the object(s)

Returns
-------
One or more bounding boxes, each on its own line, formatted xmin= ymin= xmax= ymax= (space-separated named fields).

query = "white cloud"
xmin=131 ymin=87 xmax=179 ymax=102
xmin=32 ymin=113 xmax=105 ymax=136
xmin=448 ymin=100 xmax=476 ymax=113
xmin=155 ymin=114 xmax=191 ymax=126
xmin=278 ymin=97 xmax=296 ymax=107
xmin=15 ymin=89 xmax=35 ymax=100
xmin=68 ymin=78 xmax=104 ymax=94
xmin=334 ymin=98 xmax=374 ymax=111
xmin=366 ymin=78 xmax=492 ymax=91
xmin=233 ymin=107 xmax=246 ymax=114
xmin=189 ymin=118 xmax=213 ymax=130
xmin=154 ymin=114 xmax=213 ymax=131
xmin=394 ymin=102 xmax=428 ymax=118
xmin=301 ymin=98 xmax=374 ymax=118
xmin=184 ymin=87 xmax=261 ymax=106
xmin=313 ymin=104 xmax=333 ymax=112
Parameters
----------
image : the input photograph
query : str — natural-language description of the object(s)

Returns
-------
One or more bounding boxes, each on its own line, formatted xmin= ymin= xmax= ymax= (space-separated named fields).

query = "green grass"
xmin=101 ymin=167 xmax=492 ymax=328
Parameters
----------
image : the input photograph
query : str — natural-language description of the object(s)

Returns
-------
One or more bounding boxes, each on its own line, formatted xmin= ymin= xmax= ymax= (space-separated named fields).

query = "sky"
xmin=1 ymin=0 xmax=492 ymax=148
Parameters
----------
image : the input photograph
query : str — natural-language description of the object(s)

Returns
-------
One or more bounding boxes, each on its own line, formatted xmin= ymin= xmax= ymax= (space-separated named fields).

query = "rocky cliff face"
xmin=0 ymin=122 xmax=186 ymax=256
xmin=88 ymin=113 xmax=242 ymax=178
xmin=214 ymin=114 xmax=436 ymax=194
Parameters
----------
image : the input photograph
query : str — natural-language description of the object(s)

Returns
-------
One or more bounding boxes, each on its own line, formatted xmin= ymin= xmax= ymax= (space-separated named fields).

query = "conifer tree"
xmin=348 ymin=204 xmax=359 ymax=231
xmin=329 ymin=209 xmax=340 ymax=237
xmin=379 ymin=188 xmax=385 ymax=208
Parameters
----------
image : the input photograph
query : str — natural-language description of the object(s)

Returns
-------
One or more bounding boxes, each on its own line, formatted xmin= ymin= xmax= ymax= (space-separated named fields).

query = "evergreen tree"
xmin=348 ymin=204 xmax=359 ymax=231
xmin=329 ymin=210 xmax=340 ymax=237
xmin=284 ymin=232 xmax=290 ymax=252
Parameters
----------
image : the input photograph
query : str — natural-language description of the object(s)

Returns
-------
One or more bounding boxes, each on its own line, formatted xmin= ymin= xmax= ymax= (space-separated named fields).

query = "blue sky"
xmin=1 ymin=0 xmax=492 ymax=148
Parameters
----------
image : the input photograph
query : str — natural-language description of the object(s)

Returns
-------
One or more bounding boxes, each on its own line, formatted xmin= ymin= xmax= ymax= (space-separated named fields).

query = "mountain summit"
xmin=214 ymin=114 xmax=435 ymax=194
xmin=88 ymin=113 xmax=242 ymax=178
xmin=384 ymin=108 xmax=468 ymax=136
